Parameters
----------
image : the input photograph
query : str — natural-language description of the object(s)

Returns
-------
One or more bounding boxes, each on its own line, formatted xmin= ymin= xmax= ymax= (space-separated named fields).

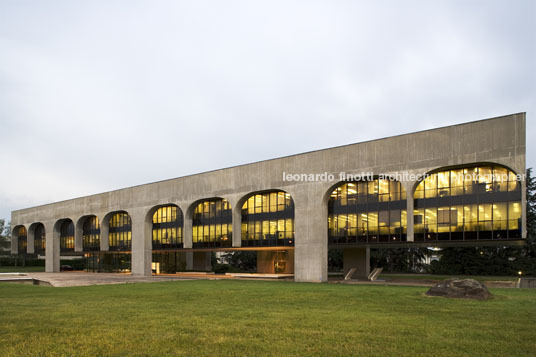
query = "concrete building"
xmin=11 ymin=113 xmax=526 ymax=282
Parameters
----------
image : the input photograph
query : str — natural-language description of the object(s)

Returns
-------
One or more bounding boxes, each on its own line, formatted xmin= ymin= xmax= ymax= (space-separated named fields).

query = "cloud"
xmin=0 ymin=0 xmax=534 ymax=220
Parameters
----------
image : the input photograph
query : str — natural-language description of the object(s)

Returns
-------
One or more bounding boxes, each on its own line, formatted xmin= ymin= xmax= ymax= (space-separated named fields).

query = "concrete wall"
xmin=10 ymin=113 xmax=527 ymax=282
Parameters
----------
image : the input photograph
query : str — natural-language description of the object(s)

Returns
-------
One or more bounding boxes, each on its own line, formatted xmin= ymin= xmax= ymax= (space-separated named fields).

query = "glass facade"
xmin=84 ymin=252 xmax=131 ymax=272
xmin=329 ymin=180 xmax=407 ymax=243
xmin=414 ymin=165 xmax=522 ymax=241
xmin=241 ymin=191 xmax=294 ymax=247
xmin=83 ymin=216 xmax=100 ymax=252
xmin=152 ymin=252 xmax=187 ymax=273
xmin=192 ymin=199 xmax=232 ymax=248
xmin=109 ymin=212 xmax=132 ymax=251
xmin=17 ymin=226 xmax=27 ymax=254
xmin=60 ymin=220 xmax=75 ymax=252
xmin=152 ymin=205 xmax=183 ymax=249
xmin=34 ymin=224 xmax=46 ymax=255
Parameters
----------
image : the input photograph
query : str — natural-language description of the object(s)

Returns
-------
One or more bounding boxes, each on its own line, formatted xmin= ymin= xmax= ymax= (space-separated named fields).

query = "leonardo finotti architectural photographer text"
xmin=282 ymin=171 xmax=526 ymax=182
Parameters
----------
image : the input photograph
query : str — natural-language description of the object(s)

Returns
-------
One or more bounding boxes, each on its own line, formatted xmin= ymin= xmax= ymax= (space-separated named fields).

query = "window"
xmin=414 ymin=165 xmax=521 ymax=241
xmin=328 ymin=179 xmax=407 ymax=244
xmin=192 ymin=199 xmax=232 ymax=248
xmin=152 ymin=205 xmax=183 ymax=249
xmin=241 ymin=191 xmax=294 ymax=247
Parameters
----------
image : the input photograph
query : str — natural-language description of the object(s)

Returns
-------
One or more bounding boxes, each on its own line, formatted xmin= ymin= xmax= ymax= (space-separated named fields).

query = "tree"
xmin=0 ymin=219 xmax=11 ymax=254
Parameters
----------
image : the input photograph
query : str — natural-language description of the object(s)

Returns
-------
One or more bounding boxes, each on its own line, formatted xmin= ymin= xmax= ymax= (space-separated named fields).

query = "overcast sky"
xmin=0 ymin=0 xmax=534 ymax=221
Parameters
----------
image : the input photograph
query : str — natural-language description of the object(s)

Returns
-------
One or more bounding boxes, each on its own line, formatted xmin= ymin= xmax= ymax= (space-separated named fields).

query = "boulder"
xmin=425 ymin=278 xmax=492 ymax=300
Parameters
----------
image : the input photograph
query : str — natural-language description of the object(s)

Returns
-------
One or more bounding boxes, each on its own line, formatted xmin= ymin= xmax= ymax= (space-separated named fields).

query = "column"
xmin=74 ymin=217 xmax=83 ymax=252
xmin=45 ymin=220 xmax=60 ymax=273
xmin=131 ymin=208 xmax=152 ymax=276
xmin=293 ymin=185 xmax=328 ymax=282
xmin=232 ymin=204 xmax=242 ymax=248
xmin=27 ymin=226 xmax=35 ymax=254
xmin=403 ymin=180 xmax=416 ymax=242
xmin=100 ymin=214 xmax=109 ymax=251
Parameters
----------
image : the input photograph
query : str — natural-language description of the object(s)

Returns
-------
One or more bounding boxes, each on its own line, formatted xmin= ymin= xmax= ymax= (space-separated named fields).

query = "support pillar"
xmin=74 ymin=218 xmax=83 ymax=253
xmin=27 ymin=226 xmax=35 ymax=254
xmin=100 ymin=215 xmax=109 ymax=251
xmin=131 ymin=208 xmax=152 ymax=276
xmin=293 ymin=186 xmax=328 ymax=282
xmin=232 ymin=205 xmax=242 ymax=248
xmin=45 ymin=220 xmax=60 ymax=273
xmin=185 ymin=252 xmax=193 ymax=270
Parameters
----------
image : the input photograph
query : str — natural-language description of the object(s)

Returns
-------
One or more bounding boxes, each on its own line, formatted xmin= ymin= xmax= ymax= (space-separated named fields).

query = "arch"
xmin=56 ymin=219 xmax=75 ymax=253
xmin=29 ymin=222 xmax=46 ymax=255
xmin=190 ymin=197 xmax=232 ymax=248
xmin=413 ymin=163 xmax=522 ymax=241
xmin=239 ymin=190 xmax=295 ymax=247
xmin=327 ymin=177 xmax=408 ymax=244
xmin=106 ymin=211 xmax=132 ymax=251
xmin=77 ymin=215 xmax=101 ymax=252
xmin=148 ymin=204 xmax=184 ymax=249
xmin=13 ymin=225 xmax=27 ymax=255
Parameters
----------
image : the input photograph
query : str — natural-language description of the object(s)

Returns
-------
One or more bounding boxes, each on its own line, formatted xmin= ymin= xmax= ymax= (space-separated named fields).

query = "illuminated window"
xmin=192 ymin=199 xmax=232 ymax=248
xmin=16 ymin=226 xmax=27 ymax=254
xmin=34 ymin=224 xmax=46 ymax=254
xmin=152 ymin=205 xmax=183 ymax=249
xmin=241 ymin=191 xmax=294 ymax=247
xmin=328 ymin=179 xmax=407 ymax=244
xmin=109 ymin=212 xmax=132 ymax=251
xmin=83 ymin=216 xmax=100 ymax=252
xmin=414 ymin=165 xmax=521 ymax=241
xmin=60 ymin=220 xmax=75 ymax=252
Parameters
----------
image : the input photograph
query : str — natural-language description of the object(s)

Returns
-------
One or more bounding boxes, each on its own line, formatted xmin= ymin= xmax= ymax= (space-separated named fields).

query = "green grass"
xmin=0 ymin=266 xmax=45 ymax=273
xmin=379 ymin=273 xmax=519 ymax=282
xmin=0 ymin=280 xmax=534 ymax=356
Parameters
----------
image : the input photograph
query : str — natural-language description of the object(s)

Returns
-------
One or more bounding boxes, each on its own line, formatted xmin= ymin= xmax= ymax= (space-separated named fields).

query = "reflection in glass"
xmin=414 ymin=165 xmax=522 ymax=241
xmin=241 ymin=191 xmax=294 ymax=247
xmin=329 ymin=179 xmax=407 ymax=244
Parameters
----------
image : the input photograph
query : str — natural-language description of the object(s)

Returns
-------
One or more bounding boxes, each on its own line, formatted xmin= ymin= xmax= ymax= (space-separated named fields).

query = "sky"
xmin=0 ymin=0 xmax=534 ymax=221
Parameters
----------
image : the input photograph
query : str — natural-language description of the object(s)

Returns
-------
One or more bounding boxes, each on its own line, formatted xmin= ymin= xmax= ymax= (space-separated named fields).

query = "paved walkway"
xmin=23 ymin=272 xmax=197 ymax=287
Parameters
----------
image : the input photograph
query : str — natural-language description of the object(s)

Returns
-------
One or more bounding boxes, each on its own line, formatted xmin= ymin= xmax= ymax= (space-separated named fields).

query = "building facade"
xmin=11 ymin=113 xmax=527 ymax=282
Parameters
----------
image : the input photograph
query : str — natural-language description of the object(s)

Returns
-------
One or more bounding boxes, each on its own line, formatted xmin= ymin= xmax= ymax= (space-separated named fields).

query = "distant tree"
xmin=371 ymin=248 xmax=430 ymax=273
xmin=0 ymin=219 xmax=11 ymax=254
xmin=221 ymin=251 xmax=257 ymax=272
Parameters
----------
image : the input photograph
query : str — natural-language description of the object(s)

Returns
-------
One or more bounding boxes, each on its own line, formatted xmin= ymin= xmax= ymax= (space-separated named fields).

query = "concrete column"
xmin=74 ymin=217 xmax=83 ymax=253
xmin=183 ymin=207 xmax=193 ymax=249
xmin=45 ymin=220 xmax=60 ymax=273
xmin=232 ymin=205 xmax=242 ymax=247
xmin=131 ymin=208 xmax=152 ymax=276
xmin=27 ymin=226 xmax=35 ymax=254
xmin=100 ymin=215 xmax=109 ymax=251
xmin=343 ymin=248 xmax=370 ymax=279
xmin=185 ymin=251 xmax=193 ymax=270
xmin=293 ymin=186 xmax=328 ymax=282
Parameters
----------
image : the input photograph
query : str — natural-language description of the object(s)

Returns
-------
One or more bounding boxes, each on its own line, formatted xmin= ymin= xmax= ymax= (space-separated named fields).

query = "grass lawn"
xmin=379 ymin=273 xmax=519 ymax=282
xmin=0 ymin=280 xmax=534 ymax=356
xmin=0 ymin=266 xmax=45 ymax=273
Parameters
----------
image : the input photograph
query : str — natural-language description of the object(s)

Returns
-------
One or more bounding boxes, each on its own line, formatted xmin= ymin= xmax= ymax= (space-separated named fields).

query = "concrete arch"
xmin=28 ymin=222 xmax=46 ymax=255
xmin=101 ymin=210 xmax=132 ymax=252
xmin=76 ymin=215 xmax=100 ymax=252
xmin=234 ymin=189 xmax=296 ymax=247
xmin=145 ymin=203 xmax=184 ymax=250
xmin=323 ymin=175 xmax=407 ymax=206
xmin=410 ymin=162 xmax=521 ymax=195
xmin=11 ymin=225 xmax=27 ymax=255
